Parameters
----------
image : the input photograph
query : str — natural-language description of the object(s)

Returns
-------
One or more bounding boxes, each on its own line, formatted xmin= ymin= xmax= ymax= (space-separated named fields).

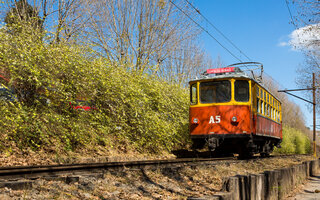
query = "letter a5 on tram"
xmin=209 ymin=116 xmax=221 ymax=124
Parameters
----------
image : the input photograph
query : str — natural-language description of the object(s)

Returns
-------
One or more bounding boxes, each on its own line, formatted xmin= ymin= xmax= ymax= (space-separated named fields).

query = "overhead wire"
xmin=285 ymin=0 xmax=297 ymax=27
xmin=184 ymin=0 xmax=252 ymax=61
xmin=169 ymin=0 xmax=244 ymax=63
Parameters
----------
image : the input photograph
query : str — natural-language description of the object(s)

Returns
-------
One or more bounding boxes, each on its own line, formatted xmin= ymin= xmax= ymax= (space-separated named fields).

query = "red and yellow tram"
xmin=189 ymin=62 xmax=282 ymax=157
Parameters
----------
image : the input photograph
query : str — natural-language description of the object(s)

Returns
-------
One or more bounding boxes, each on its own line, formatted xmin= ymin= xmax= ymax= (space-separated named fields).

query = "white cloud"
xmin=289 ymin=23 xmax=320 ymax=51
xmin=278 ymin=41 xmax=289 ymax=47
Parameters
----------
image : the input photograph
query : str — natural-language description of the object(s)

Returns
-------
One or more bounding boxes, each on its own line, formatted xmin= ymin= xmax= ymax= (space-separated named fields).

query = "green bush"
xmin=0 ymin=25 xmax=190 ymax=154
xmin=274 ymin=126 xmax=311 ymax=154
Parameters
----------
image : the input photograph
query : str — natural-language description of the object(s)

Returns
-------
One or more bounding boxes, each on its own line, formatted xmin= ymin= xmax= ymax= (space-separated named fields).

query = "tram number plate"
xmin=209 ymin=116 xmax=221 ymax=124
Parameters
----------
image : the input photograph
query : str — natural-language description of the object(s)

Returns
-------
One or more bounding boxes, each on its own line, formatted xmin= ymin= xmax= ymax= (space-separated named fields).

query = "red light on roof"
xmin=206 ymin=67 xmax=235 ymax=74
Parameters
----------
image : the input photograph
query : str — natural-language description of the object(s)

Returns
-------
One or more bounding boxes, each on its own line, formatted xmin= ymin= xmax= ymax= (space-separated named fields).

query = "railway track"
xmin=0 ymin=153 xmax=312 ymax=192
xmin=0 ymin=153 xmax=309 ymax=182
xmin=0 ymin=157 xmax=237 ymax=181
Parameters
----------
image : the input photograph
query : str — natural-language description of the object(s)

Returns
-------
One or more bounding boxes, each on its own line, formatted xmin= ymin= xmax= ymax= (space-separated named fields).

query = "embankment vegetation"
xmin=274 ymin=126 xmax=311 ymax=154
xmin=0 ymin=24 xmax=190 ymax=154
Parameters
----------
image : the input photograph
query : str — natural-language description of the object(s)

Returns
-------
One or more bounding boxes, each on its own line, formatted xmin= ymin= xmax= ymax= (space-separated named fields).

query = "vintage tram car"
xmin=189 ymin=62 xmax=282 ymax=157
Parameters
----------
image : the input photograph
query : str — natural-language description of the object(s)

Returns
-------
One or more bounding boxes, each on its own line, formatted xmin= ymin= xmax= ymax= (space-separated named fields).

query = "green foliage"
xmin=0 ymin=25 xmax=189 ymax=154
xmin=274 ymin=126 xmax=311 ymax=154
xmin=97 ymin=69 xmax=190 ymax=152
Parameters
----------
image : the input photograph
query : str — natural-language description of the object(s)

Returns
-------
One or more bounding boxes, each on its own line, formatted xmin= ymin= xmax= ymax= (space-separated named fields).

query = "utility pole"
xmin=278 ymin=72 xmax=317 ymax=157
xmin=313 ymin=73 xmax=316 ymax=157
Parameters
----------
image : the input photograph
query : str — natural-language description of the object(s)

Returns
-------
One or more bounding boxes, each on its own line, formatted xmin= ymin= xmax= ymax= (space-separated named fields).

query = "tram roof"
xmin=189 ymin=72 xmax=252 ymax=82
xmin=189 ymin=71 xmax=281 ymax=103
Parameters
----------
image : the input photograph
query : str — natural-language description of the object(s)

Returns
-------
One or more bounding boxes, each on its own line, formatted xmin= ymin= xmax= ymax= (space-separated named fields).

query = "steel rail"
xmin=0 ymin=154 xmax=311 ymax=181
xmin=0 ymin=157 xmax=236 ymax=179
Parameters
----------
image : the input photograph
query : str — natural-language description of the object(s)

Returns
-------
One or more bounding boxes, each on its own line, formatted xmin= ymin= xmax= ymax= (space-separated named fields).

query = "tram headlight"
xmin=192 ymin=118 xmax=199 ymax=124
xmin=231 ymin=116 xmax=237 ymax=122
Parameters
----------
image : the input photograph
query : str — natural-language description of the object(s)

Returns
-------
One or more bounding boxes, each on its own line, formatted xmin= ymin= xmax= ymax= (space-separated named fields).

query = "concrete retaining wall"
xmin=213 ymin=159 xmax=320 ymax=200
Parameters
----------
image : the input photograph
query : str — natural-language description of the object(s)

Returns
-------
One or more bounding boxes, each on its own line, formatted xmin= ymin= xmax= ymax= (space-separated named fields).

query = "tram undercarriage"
xmin=191 ymin=134 xmax=282 ymax=158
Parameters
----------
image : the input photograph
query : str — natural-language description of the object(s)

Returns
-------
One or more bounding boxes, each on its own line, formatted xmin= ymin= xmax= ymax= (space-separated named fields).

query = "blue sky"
xmin=192 ymin=0 xmax=313 ymax=127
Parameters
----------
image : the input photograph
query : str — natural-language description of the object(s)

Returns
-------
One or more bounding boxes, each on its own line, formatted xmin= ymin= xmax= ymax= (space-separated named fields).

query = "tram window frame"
xmin=272 ymin=108 xmax=274 ymax=119
xmin=199 ymin=80 xmax=231 ymax=104
xmin=190 ymin=83 xmax=197 ymax=105
xmin=234 ymin=80 xmax=250 ymax=102
xmin=269 ymin=95 xmax=271 ymax=104
xmin=266 ymin=93 xmax=268 ymax=103
xmin=273 ymin=99 xmax=275 ymax=107
xmin=265 ymin=104 xmax=268 ymax=116
xmin=274 ymin=108 xmax=276 ymax=119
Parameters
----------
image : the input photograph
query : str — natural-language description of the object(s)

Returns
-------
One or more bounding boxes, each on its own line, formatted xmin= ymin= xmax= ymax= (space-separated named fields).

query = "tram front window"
xmin=190 ymin=83 xmax=197 ymax=105
xmin=200 ymin=81 xmax=231 ymax=103
xmin=235 ymin=80 xmax=249 ymax=102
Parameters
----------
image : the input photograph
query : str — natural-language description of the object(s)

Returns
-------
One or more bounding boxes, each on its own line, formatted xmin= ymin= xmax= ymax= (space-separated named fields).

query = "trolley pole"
xmin=313 ymin=73 xmax=316 ymax=157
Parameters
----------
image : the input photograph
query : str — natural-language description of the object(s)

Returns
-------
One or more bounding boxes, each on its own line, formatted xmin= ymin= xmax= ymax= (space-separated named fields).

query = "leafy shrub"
xmin=274 ymin=126 xmax=311 ymax=154
xmin=0 ymin=25 xmax=190 ymax=154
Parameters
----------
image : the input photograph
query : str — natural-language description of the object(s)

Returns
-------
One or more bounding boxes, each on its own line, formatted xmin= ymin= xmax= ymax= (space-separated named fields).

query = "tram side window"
xmin=257 ymin=87 xmax=263 ymax=115
xmin=235 ymin=80 xmax=249 ymax=102
xmin=200 ymin=81 xmax=231 ymax=103
xmin=256 ymin=86 xmax=260 ymax=113
xmin=190 ymin=83 xmax=197 ymax=105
